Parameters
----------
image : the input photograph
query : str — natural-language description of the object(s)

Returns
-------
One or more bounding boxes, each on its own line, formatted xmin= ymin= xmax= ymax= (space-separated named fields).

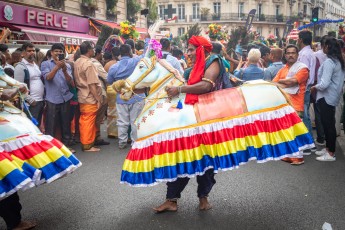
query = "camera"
xmin=58 ymin=53 xmax=65 ymax=61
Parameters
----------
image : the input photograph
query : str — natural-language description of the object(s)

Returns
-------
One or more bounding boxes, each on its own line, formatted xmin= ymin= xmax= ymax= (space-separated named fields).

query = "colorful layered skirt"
xmin=121 ymin=104 xmax=314 ymax=187
xmin=0 ymin=134 xmax=81 ymax=200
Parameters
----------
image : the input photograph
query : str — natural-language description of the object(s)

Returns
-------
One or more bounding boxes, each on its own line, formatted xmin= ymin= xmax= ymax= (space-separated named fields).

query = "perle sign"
xmin=26 ymin=10 xmax=68 ymax=29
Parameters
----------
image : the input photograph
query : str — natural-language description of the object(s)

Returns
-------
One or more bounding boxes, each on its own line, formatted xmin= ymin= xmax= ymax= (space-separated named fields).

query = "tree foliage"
xmin=147 ymin=0 xmax=158 ymax=26
xmin=127 ymin=0 xmax=141 ymax=23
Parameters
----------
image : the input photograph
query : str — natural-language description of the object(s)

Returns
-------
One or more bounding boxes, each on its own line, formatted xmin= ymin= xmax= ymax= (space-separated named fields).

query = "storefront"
xmin=0 ymin=2 xmax=98 ymax=52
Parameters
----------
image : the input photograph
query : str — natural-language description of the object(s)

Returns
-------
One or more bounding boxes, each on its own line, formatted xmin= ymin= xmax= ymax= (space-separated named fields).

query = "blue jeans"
xmin=303 ymin=86 xmax=313 ymax=137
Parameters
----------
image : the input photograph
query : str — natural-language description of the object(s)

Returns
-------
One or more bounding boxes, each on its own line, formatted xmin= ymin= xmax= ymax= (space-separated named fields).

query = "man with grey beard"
xmin=14 ymin=42 xmax=45 ymax=126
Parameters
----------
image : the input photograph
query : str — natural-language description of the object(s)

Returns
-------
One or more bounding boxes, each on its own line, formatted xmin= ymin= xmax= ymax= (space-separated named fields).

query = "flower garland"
xmin=298 ymin=18 xmax=344 ymax=30
xmin=266 ymin=34 xmax=277 ymax=45
xmin=119 ymin=21 xmax=139 ymax=40
xmin=206 ymin=23 xmax=228 ymax=41
xmin=65 ymin=45 xmax=79 ymax=54
xmin=148 ymin=39 xmax=162 ymax=59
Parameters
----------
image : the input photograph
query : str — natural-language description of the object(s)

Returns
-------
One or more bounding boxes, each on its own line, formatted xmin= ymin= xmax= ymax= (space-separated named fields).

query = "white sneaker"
xmin=316 ymin=152 xmax=336 ymax=162
xmin=315 ymin=148 xmax=327 ymax=156
xmin=302 ymin=149 xmax=311 ymax=155
xmin=314 ymin=139 xmax=326 ymax=146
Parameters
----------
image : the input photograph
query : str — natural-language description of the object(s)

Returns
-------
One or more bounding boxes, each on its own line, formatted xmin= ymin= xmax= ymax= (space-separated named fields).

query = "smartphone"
xmin=58 ymin=53 xmax=65 ymax=61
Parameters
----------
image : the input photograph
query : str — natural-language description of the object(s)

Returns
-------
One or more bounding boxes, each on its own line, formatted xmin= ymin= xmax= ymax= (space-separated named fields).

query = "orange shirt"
xmin=273 ymin=64 xmax=309 ymax=112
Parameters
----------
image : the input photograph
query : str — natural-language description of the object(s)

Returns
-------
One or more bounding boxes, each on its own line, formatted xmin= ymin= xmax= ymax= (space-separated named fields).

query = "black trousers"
xmin=0 ymin=193 xmax=22 ymax=230
xmin=29 ymin=101 xmax=45 ymax=127
xmin=316 ymin=98 xmax=336 ymax=153
xmin=45 ymin=100 xmax=72 ymax=145
xmin=166 ymin=169 xmax=216 ymax=200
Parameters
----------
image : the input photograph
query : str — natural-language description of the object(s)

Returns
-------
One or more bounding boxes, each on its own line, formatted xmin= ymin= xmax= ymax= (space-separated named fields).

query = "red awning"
xmin=14 ymin=25 xmax=98 ymax=45
xmin=93 ymin=19 xmax=147 ymax=33
xmin=93 ymin=19 xmax=121 ymax=29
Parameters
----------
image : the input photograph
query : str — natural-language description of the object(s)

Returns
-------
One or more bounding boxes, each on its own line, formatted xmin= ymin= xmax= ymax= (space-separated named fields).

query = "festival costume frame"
xmin=0 ymin=68 xmax=81 ymax=200
xmin=116 ymin=54 xmax=314 ymax=187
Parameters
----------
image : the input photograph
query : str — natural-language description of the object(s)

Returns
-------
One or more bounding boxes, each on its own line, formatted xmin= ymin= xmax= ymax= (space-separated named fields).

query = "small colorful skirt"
xmin=0 ymin=134 xmax=81 ymax=200
xmin=121 ymin=104 xmax=314 ymax=187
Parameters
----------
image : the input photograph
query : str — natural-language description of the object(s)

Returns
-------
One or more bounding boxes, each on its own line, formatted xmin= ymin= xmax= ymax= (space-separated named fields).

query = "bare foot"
xmin=153 ymin=200 xmax=178 ymax=213
xmin=13 ymin=220 xmax=37 ymax=230
xmin=199 ymin=197 xmax=212 ymax=211
xmin=84 ymin=147 xmax=100 ymax=152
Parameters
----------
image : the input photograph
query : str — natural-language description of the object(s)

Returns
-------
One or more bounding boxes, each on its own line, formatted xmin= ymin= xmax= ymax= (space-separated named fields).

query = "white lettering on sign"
xmin=59 ymin=37 xmax=89 ymax=45
xmin=26 ymin=10 xmax=68 ymax=29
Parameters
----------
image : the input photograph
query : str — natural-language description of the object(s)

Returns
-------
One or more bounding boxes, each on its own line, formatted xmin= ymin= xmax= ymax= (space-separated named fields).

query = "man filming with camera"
xmin=41 ymin=43 xmax=76 ymax=152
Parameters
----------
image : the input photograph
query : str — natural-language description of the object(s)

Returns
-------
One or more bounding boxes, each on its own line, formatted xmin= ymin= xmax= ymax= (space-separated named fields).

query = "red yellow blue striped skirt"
xmin=121 ymin=104 xmax=314 ymax=187
xmin=0 ymin=134 xmax=81 ymax=200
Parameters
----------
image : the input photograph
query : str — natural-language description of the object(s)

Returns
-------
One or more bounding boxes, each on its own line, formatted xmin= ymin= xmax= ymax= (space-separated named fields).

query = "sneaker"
xmin=311 ymin=147 xmax=317 ymax=153
xmin=315 ymin=148 xmax=327 ymax=156
xmin=314 ymin=139 xmax=326 ymax=146
xmin=119 ymin=144 xmax=127 ymax=149
xmin=316 ymin=152 xmax=336 ymax=162
xmin=302 ymin=149 xmax=311 ymax=156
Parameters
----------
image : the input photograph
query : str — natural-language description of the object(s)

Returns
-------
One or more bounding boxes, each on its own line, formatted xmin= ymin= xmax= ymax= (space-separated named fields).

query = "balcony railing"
xmin=80 ymin=0 xmax=98 ymax=17
xmin=173 ymin=13 xmax=290 ymax=23
xmin=46 ymin=0 xmax=65 ymax=10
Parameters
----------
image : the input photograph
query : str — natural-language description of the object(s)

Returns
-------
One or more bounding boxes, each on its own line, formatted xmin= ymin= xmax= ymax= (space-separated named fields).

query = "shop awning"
xmin=14 ymin=25 xmax=98 ymax=45
xmin=92 ymin=19 xmax=147 ymax=33
xmin=93 ymin=19 xmax=121 ymax=30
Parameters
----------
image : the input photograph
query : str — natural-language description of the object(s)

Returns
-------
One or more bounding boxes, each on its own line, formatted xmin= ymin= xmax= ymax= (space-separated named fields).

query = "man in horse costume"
xmin=155 ymin=36 xmax=224 ymax=212
xmin=0 ymin=66 xmax=81 ymax=229
xmin=117 ymin=35 xmax=314 ymax=213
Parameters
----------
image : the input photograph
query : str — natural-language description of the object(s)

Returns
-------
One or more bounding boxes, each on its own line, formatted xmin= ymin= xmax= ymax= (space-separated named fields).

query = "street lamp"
xmin=289 ymin=0 xmax=296 ymax=20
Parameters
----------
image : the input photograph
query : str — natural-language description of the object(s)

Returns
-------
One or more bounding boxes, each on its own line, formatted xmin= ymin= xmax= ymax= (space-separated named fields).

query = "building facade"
xmin=157 ymin=0 xmax=345 ymax=39
xmin=3 ymin=0 xmax=147 ymax=28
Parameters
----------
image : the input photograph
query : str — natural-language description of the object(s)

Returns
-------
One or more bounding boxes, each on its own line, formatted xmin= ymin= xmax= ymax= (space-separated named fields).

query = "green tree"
xmin=147 ymin=0 xmax=158 ymax=27
xmin=127 ymin=0 xmax=141 ymax=23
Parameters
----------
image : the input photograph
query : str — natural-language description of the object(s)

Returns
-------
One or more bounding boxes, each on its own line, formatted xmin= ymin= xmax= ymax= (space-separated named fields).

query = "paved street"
xmin=1 ymin=130 xmax=345 ymax=230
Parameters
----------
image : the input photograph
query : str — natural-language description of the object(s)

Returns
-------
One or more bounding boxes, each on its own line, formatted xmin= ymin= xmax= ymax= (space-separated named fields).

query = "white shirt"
xmin=314 ymin=49 xmax=327 ymax=66
xmin=23 ymin=59 xmax=44 ymax=101
xmin=298 ymin=45 xmax=316 ymax=86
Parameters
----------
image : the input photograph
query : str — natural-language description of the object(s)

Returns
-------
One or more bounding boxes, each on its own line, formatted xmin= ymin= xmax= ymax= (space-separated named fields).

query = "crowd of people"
xmin=0 ymin=26 xmax=345 ymax=227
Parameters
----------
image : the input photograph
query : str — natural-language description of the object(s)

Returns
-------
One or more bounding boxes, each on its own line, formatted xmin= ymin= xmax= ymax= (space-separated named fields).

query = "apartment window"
xmin=275 ymin=28 xmax=280 ymax=37
xmin=192 ymin=3 xmax=200 ymax=19
xmin=238 ymin=2 xmax=244 ymax=17
xmin=258 ymin=4 xmax=262 ymax=16
xmin=257 ymin=27 xmax=262 ymax=35
xmin=275 ymin=5 xmax=280 ymax=16
xmin=178 ymin=27 xmax=185 ymax=36
xmin=159 ymin=5 xmax=165 ymax=19
xmin=178 ymin=4 xmax=185 ymax=20
xmin=214 ymin=2 xmax=221 ymax=15
xmin=303 ymin=4 xmax=307 ymax=14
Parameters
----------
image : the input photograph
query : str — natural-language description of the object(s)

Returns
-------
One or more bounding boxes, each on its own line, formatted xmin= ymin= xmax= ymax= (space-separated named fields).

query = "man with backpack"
xmin=14 ymin=42 xmax=45 ymax=126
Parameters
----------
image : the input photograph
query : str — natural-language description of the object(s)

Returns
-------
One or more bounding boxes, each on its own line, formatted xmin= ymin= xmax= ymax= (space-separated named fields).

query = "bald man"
xmin=264 ymin=48 xmax=284 ymax=81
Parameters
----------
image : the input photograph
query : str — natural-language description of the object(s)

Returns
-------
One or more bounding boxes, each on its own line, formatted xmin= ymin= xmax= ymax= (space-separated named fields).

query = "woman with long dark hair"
xmin=312 ymin=37 xmax=345 ymax=161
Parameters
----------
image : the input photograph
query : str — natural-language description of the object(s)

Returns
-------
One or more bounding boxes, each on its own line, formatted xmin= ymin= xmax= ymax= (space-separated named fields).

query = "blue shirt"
xmin=315 ymin=58 xmax=345 ymax=106
xmin=264 ymin=61 xmax=284 ymax=81
xmin=234 ymin=64 xmax=264 ymax=81
xmin=107 ymin=56 xmax=145 ymax=104
xmin=41 ymin=60 xmax=73 ymax=104
xmin=162 ymin=51 xmax=184 ymax=75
